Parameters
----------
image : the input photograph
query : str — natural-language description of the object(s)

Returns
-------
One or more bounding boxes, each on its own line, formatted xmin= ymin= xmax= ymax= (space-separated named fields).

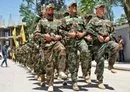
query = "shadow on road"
xmin=26 ymin=73 xmax=114 ymax=91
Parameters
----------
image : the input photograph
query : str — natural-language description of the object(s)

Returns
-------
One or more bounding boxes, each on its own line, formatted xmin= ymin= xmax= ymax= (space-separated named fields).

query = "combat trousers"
xmin=93 ymin=43 xmax=106 ymax=83
xmin=94 ymin=41 xmax=119 ymax=83
xmin=67 ymin=39 xmax=91 ymax=83
xmin=53 ymin=41 xmax=66 ymax=73
xmin=85 ymin=43 xmax=93 ymax=77
xmin=107 ymin=41 xmax=119 ymax=69
xmin=45 ymin=41 xmax=66 ymax=86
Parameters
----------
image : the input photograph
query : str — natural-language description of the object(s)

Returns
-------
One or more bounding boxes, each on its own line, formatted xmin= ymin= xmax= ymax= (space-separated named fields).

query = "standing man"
xmin=1 ymin=44 xmax=8 ymax=67
xmin=118 ymin=35 xmax=125 ymax=62
xmin=59 ymin=2 xmax=91 ymax=91
xmin=87 ymin=1 xmax=119 ymax=89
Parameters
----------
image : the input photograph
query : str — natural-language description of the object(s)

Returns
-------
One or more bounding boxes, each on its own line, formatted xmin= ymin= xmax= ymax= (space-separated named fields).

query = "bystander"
xmin=1 ymin=44 xmax=9 ymax=67
xmin=118 ymin=35 xmax=125 ymax=62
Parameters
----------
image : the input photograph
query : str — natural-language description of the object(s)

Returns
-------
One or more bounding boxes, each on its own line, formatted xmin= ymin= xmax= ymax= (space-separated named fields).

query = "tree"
xmin=115 ymin=14 xmax=127 ymax=25
xmin=19 ymin=0 xmax=40 ymax=38
xmin=123 ymin=0 xmax=130 ymax=25
xmin=19 ymin=0 xmax=66 ymax=38
xmin=79 ymin=0 xmax=95 ymax=15
xmin=113 ymin=0 xmax=130 ymax=25
xmin=37 ymin=0 xmax=65 ymax=11
xmin=79 ymin=0 xmax=120 ymax=21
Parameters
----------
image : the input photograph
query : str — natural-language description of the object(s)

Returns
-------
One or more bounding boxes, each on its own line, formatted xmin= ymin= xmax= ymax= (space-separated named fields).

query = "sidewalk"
xmin=92 ymin=60 xmax=130 ymax=71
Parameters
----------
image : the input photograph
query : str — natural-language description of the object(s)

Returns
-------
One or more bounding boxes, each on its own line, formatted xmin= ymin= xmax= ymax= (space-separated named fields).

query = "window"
xmin=4 ymin=31 xmax=9 ymax=37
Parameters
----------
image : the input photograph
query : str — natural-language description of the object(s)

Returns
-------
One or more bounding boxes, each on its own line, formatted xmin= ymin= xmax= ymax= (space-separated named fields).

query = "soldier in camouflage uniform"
xmin=59 ymin=2 xmax=91 ymax=91
xmin=29 ymin=33 xmax=41 ymax=72
xmin=34 ymin=4 xmax=67 ymax=92
xmin=86 ymin=2 xmax=119 ymax=89
xmin=83 ymin=14 xmax=94 ymax=83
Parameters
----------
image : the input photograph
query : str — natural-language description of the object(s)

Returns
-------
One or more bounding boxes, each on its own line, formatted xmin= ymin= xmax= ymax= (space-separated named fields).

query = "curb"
xmin=92 ymin=64 xmax=130 ymax=71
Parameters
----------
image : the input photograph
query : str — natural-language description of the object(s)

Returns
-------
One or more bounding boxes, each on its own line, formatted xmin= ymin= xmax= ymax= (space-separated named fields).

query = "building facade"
xmin=0 ymin=15 xmax=24 ymax=51
xmin=0 ymin=26 xmax=22 ymax=51
xmin=115 ymin=24 xmax=130 ymax=62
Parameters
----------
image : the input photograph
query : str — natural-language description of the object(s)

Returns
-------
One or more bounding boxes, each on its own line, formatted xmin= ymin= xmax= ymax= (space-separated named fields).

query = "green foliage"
xmin=19 ymin=0 xmax=66 ymax=39
xmin=79 ymin=0 xmax=95 ymax=15
xmin=19 ymin=0 xmax=40 ymax=39
xmin=79 ymin=0 xmax=120 ymax=21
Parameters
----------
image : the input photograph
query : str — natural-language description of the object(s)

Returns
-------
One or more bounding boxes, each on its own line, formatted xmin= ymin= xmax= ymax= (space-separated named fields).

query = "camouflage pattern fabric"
xmin=87 ymin=15 xmax=119 ymax=83
xmin=59 ymin=15 xmax=91 ymax=83
xmin=35 ymin=18 xmax=67 ymax=86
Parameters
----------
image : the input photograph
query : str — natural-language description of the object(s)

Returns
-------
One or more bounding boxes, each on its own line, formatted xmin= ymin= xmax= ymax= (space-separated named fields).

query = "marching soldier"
xmin=59 ymin=2 xmax=92 ymax=91
xmin=87 ymin=1 xmax=119 ymax=89
xmin=34 ymin=3 xmax=67 ymax=92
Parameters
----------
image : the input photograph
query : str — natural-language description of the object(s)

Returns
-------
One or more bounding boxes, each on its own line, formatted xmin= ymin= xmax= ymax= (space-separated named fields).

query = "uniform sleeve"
xmin=109 ymin=28 xmax=116 ymax=40
xmin=85 ymin=18 xmax=99 ymax=37
xmin=106 ymin=20 xmax=115 ymax=40
xmin=58 ymin=18 xmax=68 ymax=37
xmin=33 ymin=20 xmax=46 ymax=39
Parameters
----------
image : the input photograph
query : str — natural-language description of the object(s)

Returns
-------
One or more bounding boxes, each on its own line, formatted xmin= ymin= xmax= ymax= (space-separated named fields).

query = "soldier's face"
xmin=45 ymin=7 xmax=54 ymax=21
xmin=69 ymin=6 xmax=77 ymax=16
xmin=46 ymin=8 xmax=54 ymax=14
xmin=96 ymin=6 xmax=104 ymax=17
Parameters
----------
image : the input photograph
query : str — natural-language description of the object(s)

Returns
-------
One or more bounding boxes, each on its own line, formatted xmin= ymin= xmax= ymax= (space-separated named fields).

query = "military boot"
xmin=85 ymin=78 xmax=91 ymax=84
xmin=84 ymin=75 xmax=91 ymax=83
xmin=40 ymin=82 xmax=45 ymax=86
xmin=59 ymin=71 xmax=67 ymax=79
xmin=34 ymin=75 xmax=38 ymax=79
xmin=110 ymin=69 xmax=117 ymax=73
xmin=72 ymin=82 xmax=79 ymax=91
xmin=31 ymin=70 xmax=35 ymax=74
xmin=48 ymin=85 xmax=54 ymax=92
xmin=54 ymin=72 xmax=58 ymax=79
xmin=98 ymin=83 xmax=106 ymax=89
xmin=108 ymin=66 xmax=117 ymax=73
xmin=40 ymin=75 xmax=46 ymax=86
xmin=37 ymin=76 xmax=42 ymax=81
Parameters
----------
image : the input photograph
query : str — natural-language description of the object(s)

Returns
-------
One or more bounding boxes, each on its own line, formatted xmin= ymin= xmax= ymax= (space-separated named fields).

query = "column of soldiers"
xmin=13 ymin=1 xmax=120 ymax=92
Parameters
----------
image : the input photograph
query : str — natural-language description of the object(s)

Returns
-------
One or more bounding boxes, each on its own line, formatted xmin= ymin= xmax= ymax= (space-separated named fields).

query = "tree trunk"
xmin=124 ymin=0 xmax=130 ymax=25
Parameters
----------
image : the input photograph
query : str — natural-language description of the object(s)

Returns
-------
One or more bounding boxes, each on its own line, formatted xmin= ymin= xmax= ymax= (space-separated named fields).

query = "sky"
xmin=0 ymin=0 xmax=125 ymax=26
xmin=0 ymin=0 xmax=23 ymax=26
xmin=112 ymin=6 xmax=125 ymax=21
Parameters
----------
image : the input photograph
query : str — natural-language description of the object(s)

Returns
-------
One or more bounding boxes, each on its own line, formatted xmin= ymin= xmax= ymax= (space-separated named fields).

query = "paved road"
xmin=0 ymin=59 xmax=130 ymax=92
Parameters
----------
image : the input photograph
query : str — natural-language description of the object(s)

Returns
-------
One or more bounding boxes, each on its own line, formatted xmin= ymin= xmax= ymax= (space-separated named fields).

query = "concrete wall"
xmin=115 ymin=24 xmax=130 ymax=62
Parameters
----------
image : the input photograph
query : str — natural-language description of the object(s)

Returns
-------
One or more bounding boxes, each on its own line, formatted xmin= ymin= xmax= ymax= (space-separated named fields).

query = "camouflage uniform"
xmin=34 ymin=6 xmax=67 ymax=88
xmin=84 ymin=14 xmax=94 ymax=80
xmin=105 ymin=20 xmax=119 ymax=72
xmin=87 ymin=2 xmax=119 ymax=88
xmin=29 ymin=35 xmax=41 ymax=72
xmin=59 ymin=3 xmax=91 ymax=88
